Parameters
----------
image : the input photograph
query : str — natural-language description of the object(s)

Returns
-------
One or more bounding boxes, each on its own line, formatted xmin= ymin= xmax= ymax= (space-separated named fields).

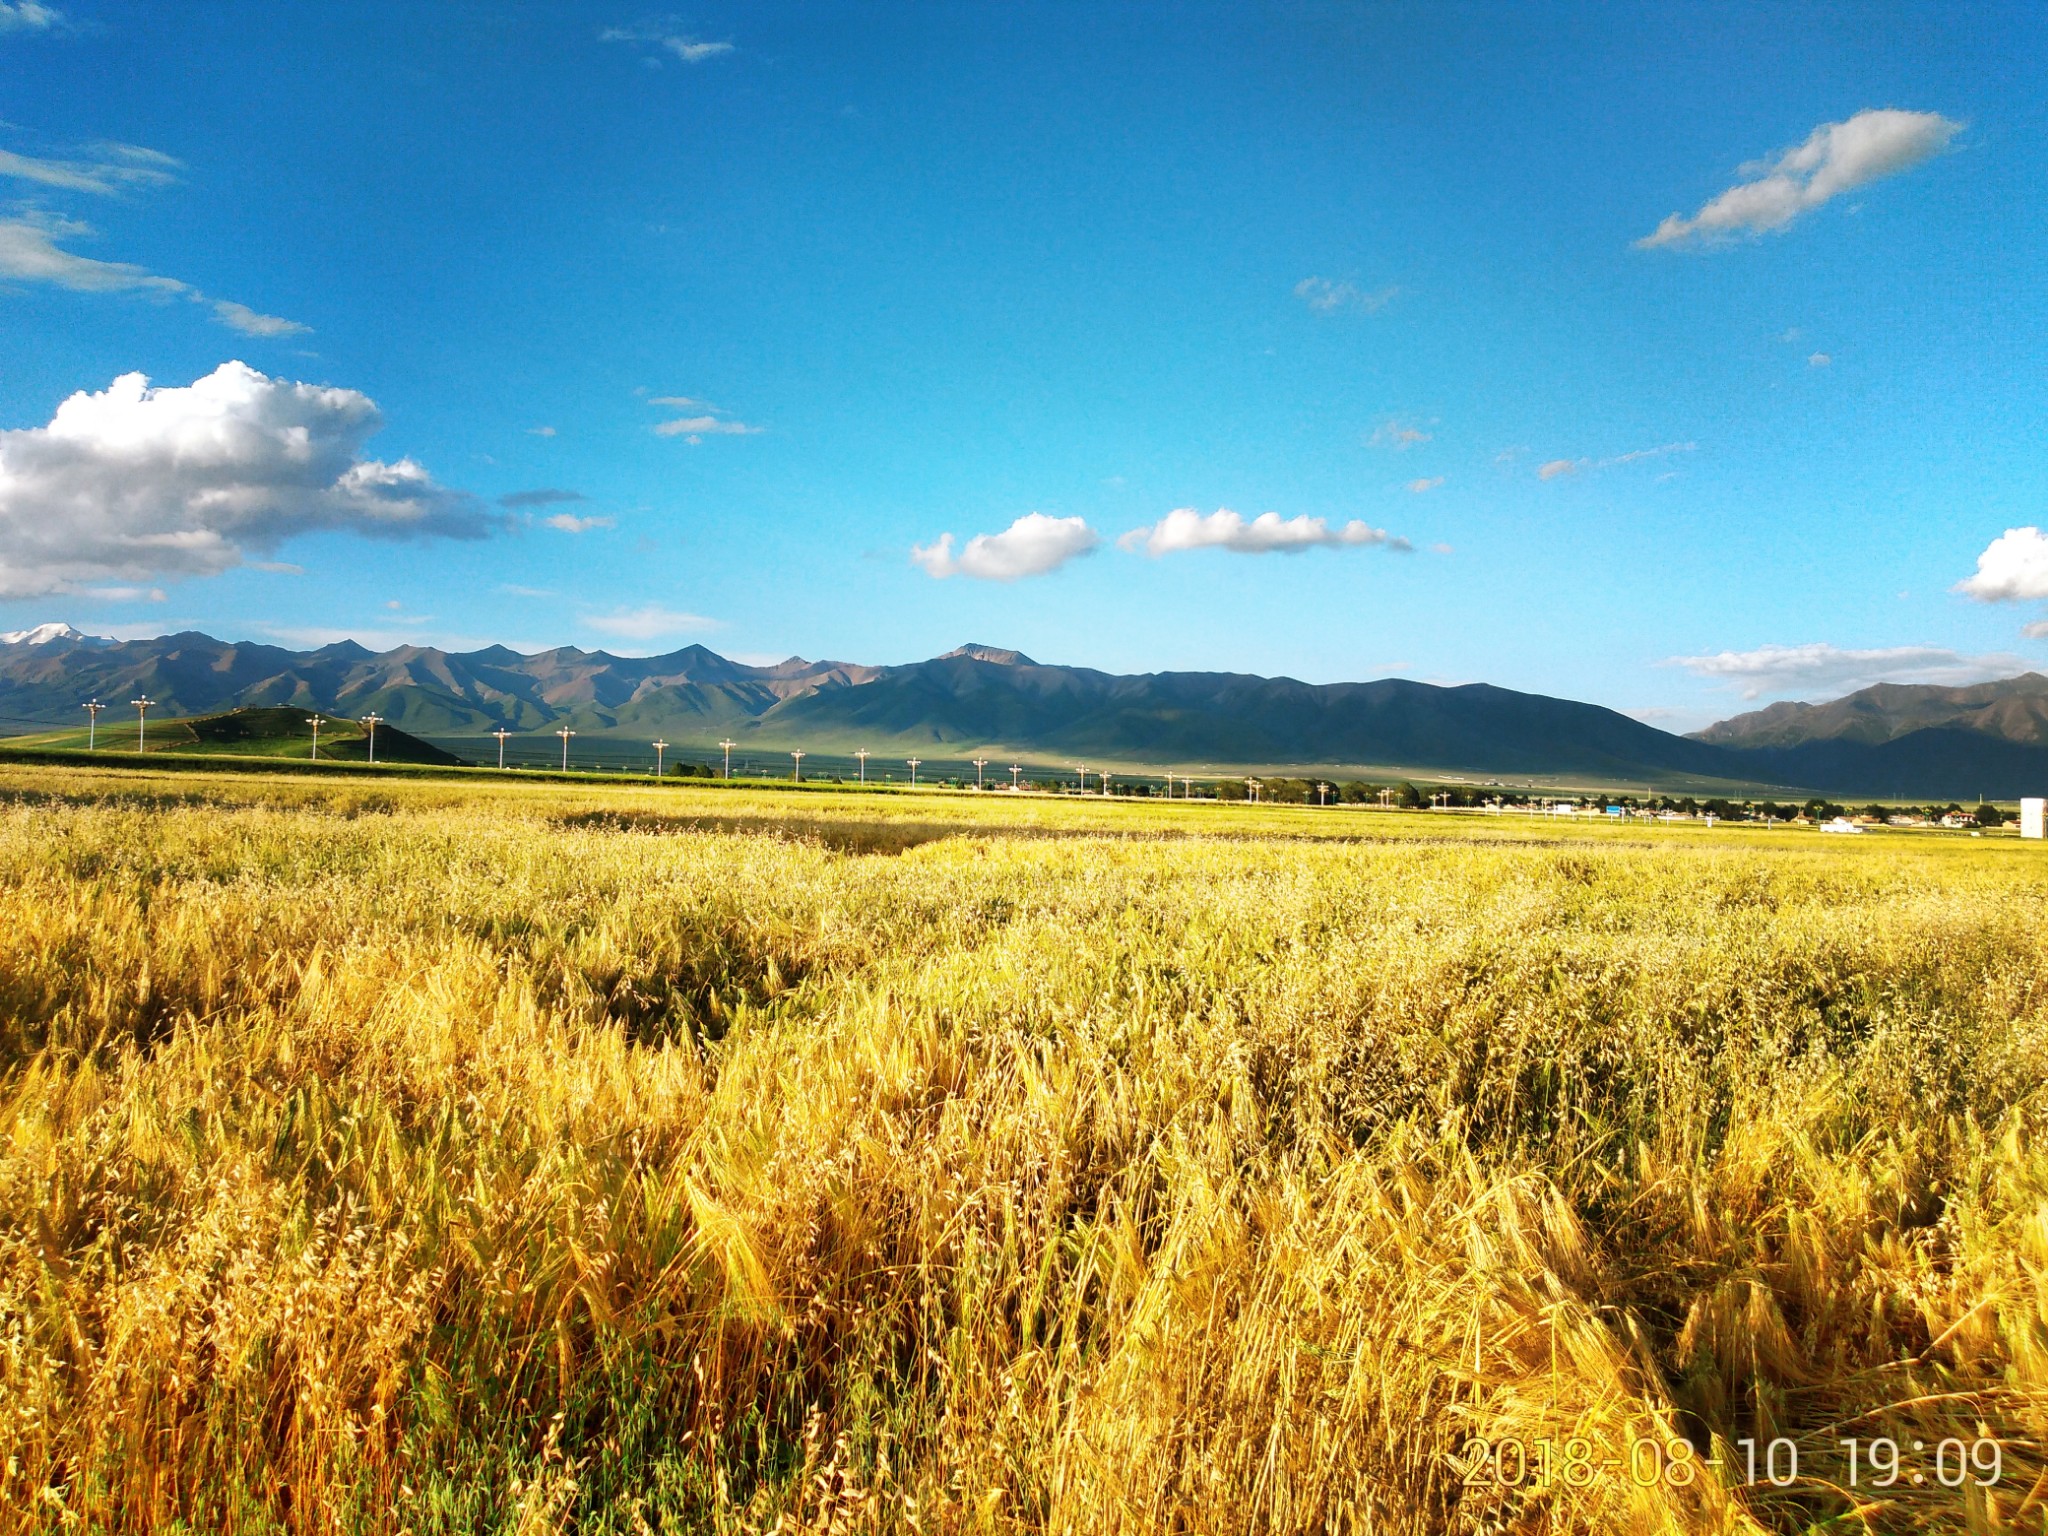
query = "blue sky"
xmin=0 ymin=1 xmax=2043 ymax=728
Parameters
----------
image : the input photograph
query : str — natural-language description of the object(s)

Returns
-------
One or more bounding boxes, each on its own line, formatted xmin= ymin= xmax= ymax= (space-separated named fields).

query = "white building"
xmin=2022 ymin=797 xmax=2044 ymax=840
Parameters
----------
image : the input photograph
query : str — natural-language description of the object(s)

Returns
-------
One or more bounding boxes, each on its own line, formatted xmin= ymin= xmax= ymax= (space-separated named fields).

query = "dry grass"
xmin=3 ymin=764 xmax=2047 ymax=1533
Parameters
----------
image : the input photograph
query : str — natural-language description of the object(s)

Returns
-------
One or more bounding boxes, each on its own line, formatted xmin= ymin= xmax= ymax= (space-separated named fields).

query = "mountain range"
xmin=2 ymin=624 xmax=2045 ymax=796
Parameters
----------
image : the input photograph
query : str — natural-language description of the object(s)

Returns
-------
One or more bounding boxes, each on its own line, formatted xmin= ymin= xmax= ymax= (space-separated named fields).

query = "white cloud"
xmin=0 ymin=142 xmax=179 ymax=194
xmin=1120 ymin=507 xmax=1409 ymax=557
xmin=1956 ymin=527 xmax=2048 ymax=604
xmin=582 ymin=603 xmax=719 ymax=641
xmin=1369 ymin=418 xmax=1431 ymax=450
xmin=1668 ymin=642 xmax=2027 ymax=699
xmin=648 ymin=397 xmax=759 ymax=442
xmin=600 ymin=25 xmax=733 ymax=63
xmin=1294 ymin=277 xmax=1398 ymax=315
xmin=0 ymin=3 xmax=60 ymax=31
xmin=527 ymin=425 xmax=556 ymax=437
xmin=1538 ymin=441 xmax=1696 ymax=480
xmin=1406 ymin=476 xmax=1443 ymax=494
xmin=0 ymin=361 xmax=490 ymax=598
xmin=496 ymin=583 xmax=555 ymax=599
xmin=1638 ymin=109 xmax=1962 ymax=249
xmin=543 ymin=512 xmax=614 ymax=533
xmin=0 ymin=214 xmax=307 ymax=335
xmin=652 ymin=414 xmax=760 ymax=440
xmin=912 ymin=512 xmax=1098 ymax=581
xmin=1808 ymin=352 xmax=1832 ymax=367
xmin=212 ymin=299 xmax=310 ymax=337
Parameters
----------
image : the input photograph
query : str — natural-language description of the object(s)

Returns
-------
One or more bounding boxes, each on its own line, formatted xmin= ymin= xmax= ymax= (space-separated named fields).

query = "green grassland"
xmin=3 ymin=763 xmax=2047 ymax=1533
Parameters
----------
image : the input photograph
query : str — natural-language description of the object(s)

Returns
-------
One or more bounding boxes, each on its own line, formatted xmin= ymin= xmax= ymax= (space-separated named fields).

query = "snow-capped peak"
xmin=0 ymin=622 xmax=116 ymax=648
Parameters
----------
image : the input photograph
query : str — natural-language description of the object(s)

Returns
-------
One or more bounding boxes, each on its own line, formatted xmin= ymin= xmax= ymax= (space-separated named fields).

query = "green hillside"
xmin=13 ymin=707 xmax=468 ymax=766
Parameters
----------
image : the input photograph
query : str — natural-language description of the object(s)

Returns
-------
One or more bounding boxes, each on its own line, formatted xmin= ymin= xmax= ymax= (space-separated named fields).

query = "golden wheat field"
xmin=4 ymin=763 xmax=2048 ymax=1535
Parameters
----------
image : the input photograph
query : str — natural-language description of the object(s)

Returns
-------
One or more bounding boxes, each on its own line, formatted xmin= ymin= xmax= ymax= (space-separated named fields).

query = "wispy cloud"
xmin=0 ymin=212 xmax=309 ymax=336
xmin=526 ymin=425 xmax=557 ymax=438
xmin=0 ymin=141 xmax=180 ymax=194
xmin=1294 ymin=277 xmax=1398 ymax=315
xmin=543 ymin=513 xmax=615 ymax=533
xmin=1667 ymin=641 xmax=2026 ymax=699
xmin=0 ymin=3 xmax=62 ymax=32
xmin=1638 ymin=108 xmax=1962 ymax=249
xmin=1538 ymin=441 xmax=1697 ymax=480
xmin=1808 ymin=352 xmax=1832 ymax=368
xmin=1120 ymin=508 xmax=1409 ymax=557
xmin=211 ymin=299 xmax=310 ymax=337
xmin=912 ymin=512 xmax=1098 ymax=581
xmin=1406 ymin=476 xmax=1443 ymax=494
xmin=498 ymin=488 xmax=586 ymax=509
xmin=495 ymin=583 xmax=554 ymax=599
xmin=582 ymin=603 xmax=719 ymax=642
xmin=601 ymin=23 xmax=734 ymax=64
xmin=648 ymin=396 xmax=759 ymax=442
xmin=1369 ymin=418 xmax=1431 ymax=450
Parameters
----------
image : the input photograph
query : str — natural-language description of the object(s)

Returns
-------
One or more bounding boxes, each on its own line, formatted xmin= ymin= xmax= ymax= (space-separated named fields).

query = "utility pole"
xmin=360 ymin=713 xmax=383 ymax=765
xmin=557 ymin=726 xmax=575 ymax=771
xmin=493 ymin=728 xmax=512 ymax=769
xmin=790 ymin=749 xmax=805 ymax=783
xmin=132 ymin=696 xmax=153 ymax=753
xmin=652 ymin=739 xmax=668 ymax=779
xmin=83 ymin=699 xmax=105 ymax=750
xmin=307 ymin=714 xmax=324 ymax=760
xmin=972 ymin=756 xmax=988 ymax=789
xmin=719 ymin=738 xmax=736 ymax=779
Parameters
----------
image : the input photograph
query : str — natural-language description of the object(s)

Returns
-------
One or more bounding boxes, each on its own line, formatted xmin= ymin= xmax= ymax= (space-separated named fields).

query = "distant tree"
xmin=1859 ymin=804 xmax=1887 ymax=821
xmin=1395 ymin=781 xmax=1423 ymax=808
xmin=1975 ymin=803 xmax=2007 ymax=827
xmin=1340 ymin=781 xmax=1371 ymax=803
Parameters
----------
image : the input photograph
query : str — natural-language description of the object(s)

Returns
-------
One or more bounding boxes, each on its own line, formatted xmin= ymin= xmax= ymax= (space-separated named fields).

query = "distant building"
xmin=2023 ymin=797 xmax=2045 ymax=840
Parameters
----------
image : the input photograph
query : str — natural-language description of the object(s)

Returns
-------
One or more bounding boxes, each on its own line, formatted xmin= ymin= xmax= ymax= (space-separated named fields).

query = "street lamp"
xmin=971 ymin=756 xmax=988 ymax=789
xmin=652 ymin=739 xmax=668 ymax=779
xmin=906 ymin=757 xmax=921 ymax=786
xmin=557 ymin=726 xmax=576 ymax=771
xmin=360 ymin=713 xmax=384 ymax=765
xmin=131 ymin=696 xmax=154 ymax=753
xmin=790 ymin=749 xmax=805 ymax=783
xmin=1009 ymin=763 xmax=1022 ymax=790
xmin=719 ymin=738 xmax=736 ymax=779
xmin=492 ymin=728 xmax=512 ymax=768
xmin=855 ymin=748 xmax=869 ymax=785
xmin=83 ymin=699 xmax=105 ymax=750
xmin=306 ymin=714 xmax=324 ymax=760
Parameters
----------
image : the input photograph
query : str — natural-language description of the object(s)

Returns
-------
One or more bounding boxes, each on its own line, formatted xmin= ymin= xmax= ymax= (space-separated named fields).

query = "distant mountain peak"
xmin=939 ymin=643 xmax=1034 ymax=666
xmin=0 ymin=622 xmax=114 ymax=648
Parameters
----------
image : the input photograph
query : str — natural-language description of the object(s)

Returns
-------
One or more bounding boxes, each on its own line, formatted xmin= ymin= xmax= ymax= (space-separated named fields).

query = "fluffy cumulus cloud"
xmin=1956 ymin=527 xmax=2048 ymax=605
xmin=0 ymin=212 xmax=306 ymax=335
xmin=600 ymin=24 xmax=733 ymax=63
xmin=1639 ymin=109 xmax=1962 ymax=249
xmin=1668 ymin=642 xmax=2026 ymax=699
xmin=1120 ymin=508 xmax=1409 ymax=557
xmin=0 ymin=362 xmax=490 ymax=598
xmin=913 ymin=512 xmax=1098 ymax=581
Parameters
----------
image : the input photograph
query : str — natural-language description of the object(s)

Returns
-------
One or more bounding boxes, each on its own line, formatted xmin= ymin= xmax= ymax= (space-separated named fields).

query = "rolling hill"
xmin=1691 ymin=675 xmax=2048 ymax=796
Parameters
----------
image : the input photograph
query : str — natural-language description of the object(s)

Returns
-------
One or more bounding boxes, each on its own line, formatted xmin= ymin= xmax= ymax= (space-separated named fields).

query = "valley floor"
xmin=3 ymin=764 xmax=2046 ymax=1533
